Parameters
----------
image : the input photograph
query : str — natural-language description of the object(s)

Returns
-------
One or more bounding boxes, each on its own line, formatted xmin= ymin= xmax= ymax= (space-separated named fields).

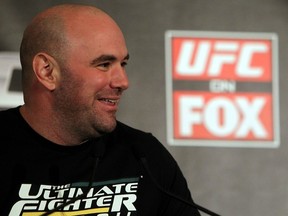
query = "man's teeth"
xmin=100 ymin=99 xmax=118 ymax=104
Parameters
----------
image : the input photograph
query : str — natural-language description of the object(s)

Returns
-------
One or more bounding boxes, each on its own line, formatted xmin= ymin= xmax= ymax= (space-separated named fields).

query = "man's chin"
xmin=96 ymin=120 xmax=117 ymax=136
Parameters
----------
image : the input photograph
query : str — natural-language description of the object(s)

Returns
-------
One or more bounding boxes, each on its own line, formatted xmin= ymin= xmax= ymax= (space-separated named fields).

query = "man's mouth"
xmin=98 ymin=98 xmax=119 ymax=105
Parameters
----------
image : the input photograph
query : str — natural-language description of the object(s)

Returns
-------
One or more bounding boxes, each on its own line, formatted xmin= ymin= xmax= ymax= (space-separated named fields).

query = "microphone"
xmin=130 ymin=141 xmax=221 ymax=216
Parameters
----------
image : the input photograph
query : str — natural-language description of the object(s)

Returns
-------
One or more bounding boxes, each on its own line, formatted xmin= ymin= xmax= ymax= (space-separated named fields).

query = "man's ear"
xmin=32 ymin=53 xmax=60 ymax=91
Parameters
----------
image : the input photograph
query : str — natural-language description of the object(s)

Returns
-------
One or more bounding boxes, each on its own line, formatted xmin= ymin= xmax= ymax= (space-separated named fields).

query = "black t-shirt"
xmin=0 ymin=107 xmax=200 ymax=215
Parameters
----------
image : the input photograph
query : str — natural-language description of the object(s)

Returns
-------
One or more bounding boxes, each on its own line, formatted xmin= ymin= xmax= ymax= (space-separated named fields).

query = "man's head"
xmin=20 ymin=4 xmax=129 ymax=144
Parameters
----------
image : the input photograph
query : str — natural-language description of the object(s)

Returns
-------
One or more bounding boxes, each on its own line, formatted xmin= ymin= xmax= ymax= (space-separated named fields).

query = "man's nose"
xmin=110 ymin=66 xmax=129 ymax=91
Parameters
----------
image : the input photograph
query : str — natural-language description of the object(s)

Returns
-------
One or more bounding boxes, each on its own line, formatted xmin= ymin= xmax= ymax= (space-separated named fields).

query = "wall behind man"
xmin=1 ymin=0 xmax=288 ymax=215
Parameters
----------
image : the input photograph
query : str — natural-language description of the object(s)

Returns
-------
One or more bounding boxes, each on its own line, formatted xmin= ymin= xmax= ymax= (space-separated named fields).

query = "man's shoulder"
xmin=114 ymin=121 xmax=169 ymax=158
xmin=0 ymin=107 xmax=23 ymax=138
xmin=115 ymin=121 xmax=156 ymax=142
xmin=0 ymin=107 xmax=19 ymax=124
xmin=114 ymin=122 xmax=180 ymax=182
xmin=0 ymin=106 xmax=18 ymax=116
xmin=116 ymin=121 xmax=150 ymax=134
xmin=0 ymin=107 xmax=22 ymax=148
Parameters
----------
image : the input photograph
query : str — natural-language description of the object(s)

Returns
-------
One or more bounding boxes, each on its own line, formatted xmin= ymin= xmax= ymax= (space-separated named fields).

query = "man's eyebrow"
xmin=90 ymin=54 xmax=130 ymax=66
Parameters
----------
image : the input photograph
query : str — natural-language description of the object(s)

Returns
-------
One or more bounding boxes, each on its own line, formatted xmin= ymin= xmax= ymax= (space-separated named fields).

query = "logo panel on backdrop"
xmin=0 ymin=52 xmax=23 ymax=108
xmin=165 ymin=31 xmax=280 ymax=148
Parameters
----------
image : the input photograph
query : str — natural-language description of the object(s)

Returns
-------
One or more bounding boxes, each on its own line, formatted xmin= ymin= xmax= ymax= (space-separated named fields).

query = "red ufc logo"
xmin=172 ymin=38 xmax=272 ymax=81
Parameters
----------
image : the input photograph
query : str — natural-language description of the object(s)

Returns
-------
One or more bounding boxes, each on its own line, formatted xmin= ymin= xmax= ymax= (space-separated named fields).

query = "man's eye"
xmin=98 ymin=62 xmax=110 ymax=69
xmin=121 ymin=61 xmax=128 ymax=67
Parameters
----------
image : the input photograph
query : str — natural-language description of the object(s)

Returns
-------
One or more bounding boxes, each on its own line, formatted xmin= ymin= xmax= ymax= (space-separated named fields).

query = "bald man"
xmin=0 ymin=4 xmax=201 ymax=216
